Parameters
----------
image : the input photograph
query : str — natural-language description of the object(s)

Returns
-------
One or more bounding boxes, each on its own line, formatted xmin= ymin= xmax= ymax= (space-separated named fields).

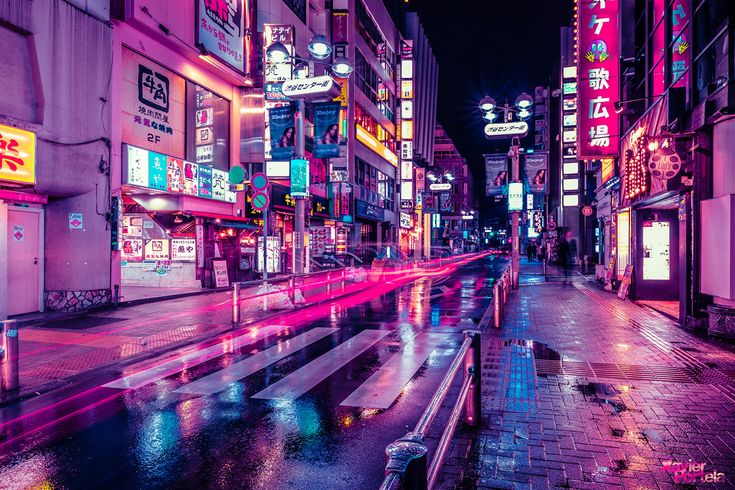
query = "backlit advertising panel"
xmin=578 ymin=0 xmax=620 ymax=159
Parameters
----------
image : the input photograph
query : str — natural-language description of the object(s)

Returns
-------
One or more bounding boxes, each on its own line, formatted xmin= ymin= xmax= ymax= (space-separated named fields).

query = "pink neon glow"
xmin=0 ymin=253 xmax=488 ymax=451
xmin=577 ymin=0 xmax=620 ymax=159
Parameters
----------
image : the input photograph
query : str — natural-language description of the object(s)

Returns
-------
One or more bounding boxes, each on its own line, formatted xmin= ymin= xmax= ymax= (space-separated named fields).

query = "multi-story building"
xmin=0 ymin=0 xmax=113 ymax=317
xmin=109 ymin=0 xmax=257 ymax=300
xmin=567 ymin=0 xmax=734 ymax=333
xmin=432 ymin=125 xmax=477 ymax=252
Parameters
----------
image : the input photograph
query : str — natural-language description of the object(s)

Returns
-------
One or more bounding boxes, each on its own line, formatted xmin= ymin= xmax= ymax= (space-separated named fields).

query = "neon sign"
xmin=578 ymin=0 xmax=620 ymax=159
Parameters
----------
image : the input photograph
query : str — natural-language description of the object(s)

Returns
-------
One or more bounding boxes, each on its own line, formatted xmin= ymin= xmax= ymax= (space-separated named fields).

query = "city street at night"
xmin=3 ymin=0 xmax=735 ymax=488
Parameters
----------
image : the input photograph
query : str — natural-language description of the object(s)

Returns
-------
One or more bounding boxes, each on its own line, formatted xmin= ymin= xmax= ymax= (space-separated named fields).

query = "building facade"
xmin=432 ymin=125 xmax=478 ymax=252
xmin=0 ymin=0 xmax=113 ymax=318
xmin=564 ymin=0 xmax=734 ymax=333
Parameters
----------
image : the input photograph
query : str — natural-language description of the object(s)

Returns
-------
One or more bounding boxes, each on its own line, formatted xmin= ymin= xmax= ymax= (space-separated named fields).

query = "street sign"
xmin=251 ymin=192 xmax=269 ymax=211
xmin=582 ymin=205 xmax=593 ymax=216
xmin=508 ymin=183 xmax=523 ymax=211
xmin=251 ymin=172 xmax=269 ymax=191
xmin=484 ymin=121 xmax=529 ymax=140
xmin=281 ymin=75 xmax=342 ymax=101
xmin=228 ymin=165 xmax=246 ymax=185
xmin=429 ymin=183 xmax=452 ymax=191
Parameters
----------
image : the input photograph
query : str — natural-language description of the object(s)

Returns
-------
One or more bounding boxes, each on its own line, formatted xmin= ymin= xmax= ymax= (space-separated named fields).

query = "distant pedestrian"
xmin=558 ymin=234 xmax=571 ymax=282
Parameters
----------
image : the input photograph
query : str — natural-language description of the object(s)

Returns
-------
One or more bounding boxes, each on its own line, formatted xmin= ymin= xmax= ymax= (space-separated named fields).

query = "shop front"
xmin=0 ymin=125 xmax=45 ymax=317
xmin=617 ymin=98 xmax=690 ymax=319
xmin=112 ymin=32 xmax=245 ymax=300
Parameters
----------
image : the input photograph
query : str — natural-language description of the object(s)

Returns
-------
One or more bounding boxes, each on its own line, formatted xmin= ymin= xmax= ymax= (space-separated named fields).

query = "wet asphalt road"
xmin=0 ymin=255 xmax=506 ymax=490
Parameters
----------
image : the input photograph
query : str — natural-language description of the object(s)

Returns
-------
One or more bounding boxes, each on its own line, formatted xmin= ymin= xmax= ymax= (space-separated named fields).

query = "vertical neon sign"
xmin=671 ymin=0 xmax=691 ymax=88
xmin=577 ymin=0 xmax=619 ymax=159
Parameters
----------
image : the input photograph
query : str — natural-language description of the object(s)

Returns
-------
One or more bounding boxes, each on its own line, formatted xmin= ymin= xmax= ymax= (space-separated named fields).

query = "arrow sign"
xmin=251 ymin=192 xmax=269 ymax=212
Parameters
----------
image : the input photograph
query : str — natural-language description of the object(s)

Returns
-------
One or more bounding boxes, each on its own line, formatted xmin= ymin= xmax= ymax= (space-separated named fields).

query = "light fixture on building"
xmin=518 ymin=108 xmax=532 ymax=120
xmin=196 ymin=43 xmax=210 ymax=58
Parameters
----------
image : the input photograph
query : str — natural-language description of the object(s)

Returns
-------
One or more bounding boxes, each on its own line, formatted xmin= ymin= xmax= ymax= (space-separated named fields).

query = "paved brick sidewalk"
xmin=438 ymin=260 xmax=735 ymax=489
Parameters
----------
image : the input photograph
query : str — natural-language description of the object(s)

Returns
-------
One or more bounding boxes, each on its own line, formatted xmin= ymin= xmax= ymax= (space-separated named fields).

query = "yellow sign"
xmin=0 ymin=124 xmax=36 ymax=185
xmin=355 ymin=124 xmax=398 ymax=167
xmin=333 ymin=77 xmax=348 ymax=107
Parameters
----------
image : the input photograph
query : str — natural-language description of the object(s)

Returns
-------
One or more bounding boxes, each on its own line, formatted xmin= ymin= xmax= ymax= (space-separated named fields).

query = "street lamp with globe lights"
xmin=479 ymin=92 xmax=536 ymax=288
xmin=265 ymin=35 xmax=353 ymax=274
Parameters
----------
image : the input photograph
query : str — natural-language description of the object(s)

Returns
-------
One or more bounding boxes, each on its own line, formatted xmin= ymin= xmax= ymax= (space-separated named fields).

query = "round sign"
xmin=251 ymin=191 xmax=269 ymax=211
xmin=251 ymin=172 xmax=269 ymax=191
xmin=648 ymin=147 xmax=682 ymax=180
xmin=582 ymin=206 xmax=593 ymax=217
xmin=548 ymin=220 xmax=557 ymax=231
xmin=228 ymin=165 xmax=246 ymax=185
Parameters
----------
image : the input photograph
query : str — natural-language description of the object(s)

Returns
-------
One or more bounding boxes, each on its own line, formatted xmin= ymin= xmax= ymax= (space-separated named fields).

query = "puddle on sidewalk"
xmin=574 ymin=381 xmax=630 ymax=413
xmin=501 ymin=339 xmax=562 ymax=360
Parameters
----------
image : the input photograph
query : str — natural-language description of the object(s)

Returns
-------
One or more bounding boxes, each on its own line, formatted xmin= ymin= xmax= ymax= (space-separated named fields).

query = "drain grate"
xmin=535 ymin=359 xmax=699 ymax=383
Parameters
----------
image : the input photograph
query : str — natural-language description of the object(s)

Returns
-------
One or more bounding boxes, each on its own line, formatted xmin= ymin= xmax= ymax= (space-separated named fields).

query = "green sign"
xmin=290 ymin=158 xmax=309 ymax=198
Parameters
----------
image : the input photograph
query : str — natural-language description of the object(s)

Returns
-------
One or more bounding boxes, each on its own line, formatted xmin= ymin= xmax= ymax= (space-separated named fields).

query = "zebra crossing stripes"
xmin=173 ymin=328 xmax=339 ymax=396
xmin=340 ymin=332 xmax=448 ymax=409
xmin=103 ymin=324 xmax=293 ymax=390
xmin=251 ymin=329 xmax=391 ymax=401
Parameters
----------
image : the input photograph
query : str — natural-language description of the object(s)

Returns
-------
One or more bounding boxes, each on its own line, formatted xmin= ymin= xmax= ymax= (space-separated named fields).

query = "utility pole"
xmin=294 ymin=98 xmax=306 ymax=274
xmin=510 ymin=136 xmax=520 ymax=289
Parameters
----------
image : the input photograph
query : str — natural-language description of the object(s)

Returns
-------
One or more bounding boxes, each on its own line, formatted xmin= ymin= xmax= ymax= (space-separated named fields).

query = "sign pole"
xmin=511 ymin=137 xmax=520 ymax=289
xmin=294 ymin=98 xmax=306 ymax=274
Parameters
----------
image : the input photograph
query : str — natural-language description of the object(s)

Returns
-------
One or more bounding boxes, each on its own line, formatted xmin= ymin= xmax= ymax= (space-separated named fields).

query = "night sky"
xmin=411 ymin=0 xmax=574 ymax=197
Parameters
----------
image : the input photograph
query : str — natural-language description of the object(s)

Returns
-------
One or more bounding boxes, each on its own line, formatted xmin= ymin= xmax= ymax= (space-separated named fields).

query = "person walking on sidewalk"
xmin=558 ymin=234 xmax=571 ymax=282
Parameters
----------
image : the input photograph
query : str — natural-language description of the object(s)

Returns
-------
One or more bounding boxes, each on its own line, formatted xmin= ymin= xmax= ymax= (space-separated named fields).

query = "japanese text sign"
xmin=578 ymin=0 xmax=620 ymax=159
xmin=197 ymin=0 xmax=250 ymax=73
xmin=121 ymin=48 xmax=185 ymax=158
xmin=0 ymin=124 xmax=35 ymax=185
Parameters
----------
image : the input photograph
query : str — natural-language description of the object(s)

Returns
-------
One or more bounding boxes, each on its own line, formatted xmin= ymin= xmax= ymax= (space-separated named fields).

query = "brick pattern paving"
xmin=437 ymin=263 xmax=735 ymax=489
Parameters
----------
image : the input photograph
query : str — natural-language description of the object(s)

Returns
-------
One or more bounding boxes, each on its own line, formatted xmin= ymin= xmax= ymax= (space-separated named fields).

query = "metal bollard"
xmin=543 ymin=259 xmax=547 ymax=276
xmin=113 ymin=284 xmax=119 ymax=309
xmin=1 ymin=320 xmax=19 ymax=392
xmin=463 ymin=330 xmax=482 ymax=426
xmin=326 ymin=270 xmax=332 ymax=296
xmin=493 ymin=283 xmax=501 ymax=328
xmin=289 ymin=276 xmax=295 ymax=303
xmin=383 ymin=432 xmax=428 ymax=490
xmin=232 ymin=283 xmax=241 ymax=324
xmin=341 ymin=268 xmax=346 ymax=291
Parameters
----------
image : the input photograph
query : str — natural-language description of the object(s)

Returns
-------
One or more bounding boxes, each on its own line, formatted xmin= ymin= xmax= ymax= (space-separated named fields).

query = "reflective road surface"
xmin=0 ymin=255 xmax=506 ymax=489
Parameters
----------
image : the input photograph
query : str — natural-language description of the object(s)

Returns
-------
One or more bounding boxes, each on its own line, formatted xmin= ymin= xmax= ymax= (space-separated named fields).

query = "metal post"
xmin=543 ymin=259 xmax=547 ymax=277
xmin=341 ymin=268 xmax=346 ymax=291
xmin=263 ymin=207 xmax=268 ymax=312
xmin=1 ymin=320 xmax=19 ymax=392
xmin=510 ymin=138 xmax=520 ymax=290
xmin=232 ymin=283 xmax=241 ymax=324
xmin=463 ymin=330 xmax=482 ymax=426
xmin=113 ymin=284 xmax=119 ymax=309
xmin=294 ymin=98 xmax=306 ymax=275
xmin=493 ymin=283 xmax=501 ymax=328
xmin=383 ymin=433 xmax=428 ymax=490
xmin=326 ymin=270 xmax=332 ymax=295
xmin=289 ymin=275 xmax=295 ymax=303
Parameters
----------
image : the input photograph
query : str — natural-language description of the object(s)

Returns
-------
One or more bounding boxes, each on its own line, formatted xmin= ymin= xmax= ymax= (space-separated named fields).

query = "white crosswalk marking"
xmin=340 ymin=332 xmax=448 ymax=409
xmin=103 ymin=325 xmax=292 ymax=390
xmin=251 ymin=329 xmax=390 ymax=401
xmin=173 ymin=328 xmax=339 ymax=396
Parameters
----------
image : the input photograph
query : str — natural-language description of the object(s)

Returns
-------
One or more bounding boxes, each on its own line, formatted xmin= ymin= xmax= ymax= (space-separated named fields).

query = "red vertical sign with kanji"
xmin=578 ymin=0 xmax=619 ymax=159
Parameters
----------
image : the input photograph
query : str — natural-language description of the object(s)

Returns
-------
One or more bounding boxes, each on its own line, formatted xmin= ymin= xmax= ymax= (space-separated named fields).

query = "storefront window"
xmin=355 ymin=104 xmax=396 ymax=152
xmin=186 ymin=82 xmax=230 ymax=172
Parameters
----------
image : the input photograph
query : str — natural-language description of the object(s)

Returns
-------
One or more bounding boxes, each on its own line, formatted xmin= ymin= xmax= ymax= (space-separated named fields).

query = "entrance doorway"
xmin=7 ymin=207 xmax=42 ymax=315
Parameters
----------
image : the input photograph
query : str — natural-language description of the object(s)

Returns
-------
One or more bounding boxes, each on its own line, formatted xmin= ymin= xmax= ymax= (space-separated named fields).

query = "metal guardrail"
xmin=380 ymin=260 xmax=513 ymax=489
xmin=379 ymin=330 xmax=482 ymax=490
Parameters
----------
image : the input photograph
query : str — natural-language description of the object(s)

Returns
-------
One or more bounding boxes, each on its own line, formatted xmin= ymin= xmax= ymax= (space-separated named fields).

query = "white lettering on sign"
xmin=429 ymin=183 xmax=452 ymax=191
xmin=282 ymin=76 xmax=341 ymax=100
xmin=484 ymin=122 xmax=529 ymax=139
